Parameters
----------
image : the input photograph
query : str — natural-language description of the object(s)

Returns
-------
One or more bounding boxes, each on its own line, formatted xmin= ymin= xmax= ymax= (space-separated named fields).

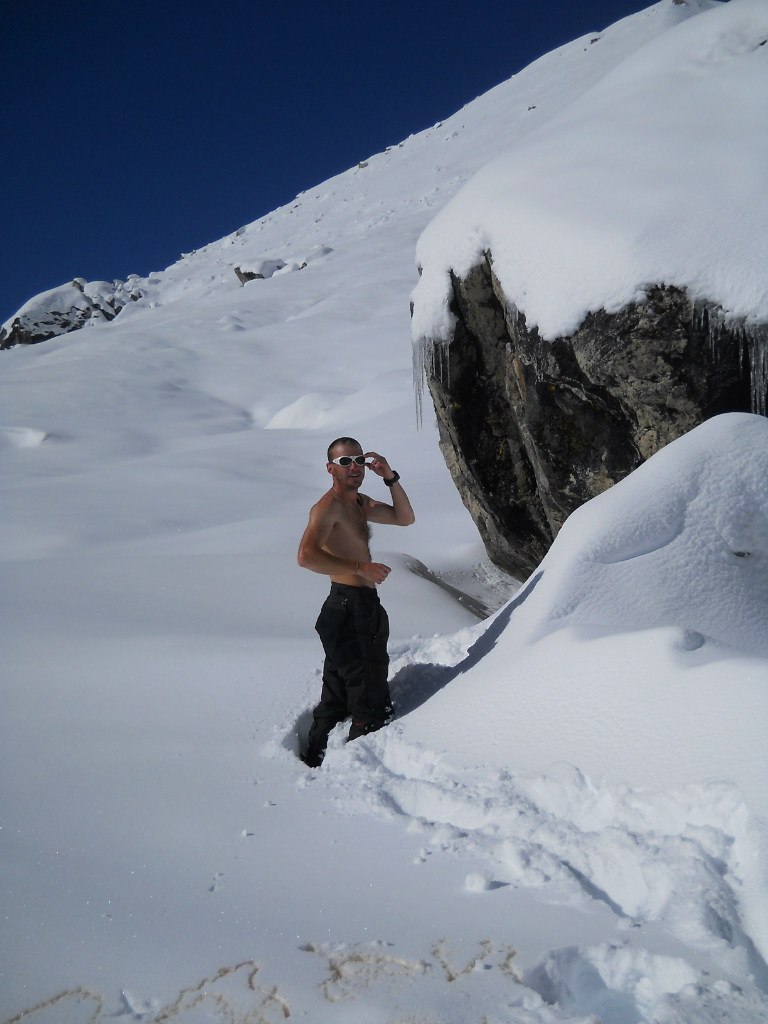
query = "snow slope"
xmin=2 ymin=2 xmax=767 ymax=1022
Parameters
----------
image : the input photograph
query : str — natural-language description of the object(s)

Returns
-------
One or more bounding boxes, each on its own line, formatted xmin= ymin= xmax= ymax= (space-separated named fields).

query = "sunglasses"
xmin=330 ymin=455 xmax=368 ymax=467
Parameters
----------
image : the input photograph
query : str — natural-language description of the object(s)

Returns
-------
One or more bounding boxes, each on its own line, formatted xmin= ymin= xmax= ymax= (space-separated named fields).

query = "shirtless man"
xmin=297 ymin=437 xmax=415 ymax=767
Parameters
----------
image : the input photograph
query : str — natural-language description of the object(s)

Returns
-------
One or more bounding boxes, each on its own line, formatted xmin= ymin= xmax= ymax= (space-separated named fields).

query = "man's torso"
xmin=323 ymin=492 xmax=373 ymax=587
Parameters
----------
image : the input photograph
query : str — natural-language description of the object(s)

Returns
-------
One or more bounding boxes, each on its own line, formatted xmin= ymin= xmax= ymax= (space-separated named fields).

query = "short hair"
xmin=327 ymin=436 xmax=361 ymax=462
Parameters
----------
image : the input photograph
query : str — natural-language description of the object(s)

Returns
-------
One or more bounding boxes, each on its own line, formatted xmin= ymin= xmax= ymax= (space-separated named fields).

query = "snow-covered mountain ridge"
xmin=2 ymin=0 xmax=714 ymax=352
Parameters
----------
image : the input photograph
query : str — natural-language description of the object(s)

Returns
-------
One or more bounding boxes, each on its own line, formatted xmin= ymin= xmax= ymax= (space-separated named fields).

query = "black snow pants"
xmin=304 ymin=583 xmax=392 ymax=765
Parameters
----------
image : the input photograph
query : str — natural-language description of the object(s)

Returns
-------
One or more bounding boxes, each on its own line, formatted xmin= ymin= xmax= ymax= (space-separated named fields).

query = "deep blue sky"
xmin=1 ymin=0 xmax=653 ymax=324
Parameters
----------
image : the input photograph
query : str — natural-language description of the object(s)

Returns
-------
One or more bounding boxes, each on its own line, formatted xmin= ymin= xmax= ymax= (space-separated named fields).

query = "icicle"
xmin=412 ymin=336 xmax=429 ymax=428
xmin=747 ymin=323 xmax=768 ymax=416
xmin=412 ymin=335 xmax=451 ymax=428
xmin=699 ymin=301 xmax=768 ymax=417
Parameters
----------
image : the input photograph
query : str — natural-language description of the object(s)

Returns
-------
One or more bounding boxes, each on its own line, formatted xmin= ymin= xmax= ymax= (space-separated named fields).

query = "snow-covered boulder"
xmin=0 ymin=276 xmax=144 ymax=350
xmin=412 ymin=0 xmax=768 ymax=578
xmin=234 ymin=244 xmax=334 ymax=285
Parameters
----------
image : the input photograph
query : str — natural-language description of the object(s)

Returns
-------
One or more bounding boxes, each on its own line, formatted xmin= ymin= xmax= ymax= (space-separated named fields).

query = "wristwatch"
xmin=383 ymin=471 xmax=400 ymax=487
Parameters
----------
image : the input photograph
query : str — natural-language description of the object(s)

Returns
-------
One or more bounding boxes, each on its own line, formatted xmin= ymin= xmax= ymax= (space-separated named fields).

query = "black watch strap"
xmin=383 ymin=471 xmax=400 ymax=487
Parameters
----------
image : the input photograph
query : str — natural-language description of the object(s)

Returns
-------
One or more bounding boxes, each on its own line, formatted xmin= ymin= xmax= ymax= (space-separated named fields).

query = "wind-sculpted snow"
xmin=374 ymin=416 xmax=768 ymax=810
xmin=0 ymin=425 xmax=48 ymax=449
xmin=531 ymin=413 xmax=768 ymax=657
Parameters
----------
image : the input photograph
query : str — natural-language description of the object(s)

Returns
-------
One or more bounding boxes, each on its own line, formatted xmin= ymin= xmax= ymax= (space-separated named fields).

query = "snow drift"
xmin=400 ymin=413 xmax=768 ymax=812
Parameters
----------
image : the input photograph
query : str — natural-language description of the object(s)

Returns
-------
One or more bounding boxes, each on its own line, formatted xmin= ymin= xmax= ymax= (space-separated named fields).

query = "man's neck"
xmin=332 ymin=482 xmax=362 ymax=504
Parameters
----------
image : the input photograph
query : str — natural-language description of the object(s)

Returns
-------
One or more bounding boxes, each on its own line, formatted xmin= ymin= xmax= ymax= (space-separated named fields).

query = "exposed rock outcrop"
xmin=234 ymin=246 xmax=333 ymax=286
xmin=235 ymin=260 xmax=290 ymax=284
xmin=417 ymin=255 xmax=767 ymax=579
xmin=0 ymin=277 xmax=144 ymax=351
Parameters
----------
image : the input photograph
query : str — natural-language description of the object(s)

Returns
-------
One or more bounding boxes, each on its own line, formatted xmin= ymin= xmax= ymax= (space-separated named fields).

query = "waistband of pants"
xmin=329 ymin=582 xmax=380 ymax=601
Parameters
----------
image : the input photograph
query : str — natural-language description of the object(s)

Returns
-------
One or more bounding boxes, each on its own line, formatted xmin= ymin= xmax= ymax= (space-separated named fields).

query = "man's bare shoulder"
xmin=309 ymin=489 xmax=337 ymax=516
xmin=309 ymin=489 xmax=353 ymax=521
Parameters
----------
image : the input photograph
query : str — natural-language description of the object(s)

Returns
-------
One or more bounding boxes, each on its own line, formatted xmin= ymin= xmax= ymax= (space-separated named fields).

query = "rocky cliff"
xmin=418 ymin=255 xmax=766 ymax=579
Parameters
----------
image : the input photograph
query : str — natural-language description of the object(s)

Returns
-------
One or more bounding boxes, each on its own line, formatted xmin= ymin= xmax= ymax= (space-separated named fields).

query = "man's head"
xmin=326 ymin=437 xmax=366 ymax=488
xmin=327 ymin=437 xmax=362 ymax=463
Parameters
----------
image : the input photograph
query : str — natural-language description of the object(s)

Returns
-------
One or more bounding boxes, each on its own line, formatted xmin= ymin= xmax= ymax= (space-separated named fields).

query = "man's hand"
xmin=364 ymin=450 xmax=415 ymax=527
xmin=356 ymin=560 xmax=391 ymax=585
xmin=364 ymin=451 xmax=394 ymax=480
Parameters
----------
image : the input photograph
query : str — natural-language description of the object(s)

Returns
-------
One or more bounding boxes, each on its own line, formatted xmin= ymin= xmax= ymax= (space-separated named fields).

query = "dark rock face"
xmin=419 ymin=255 xmax=765 ymax=579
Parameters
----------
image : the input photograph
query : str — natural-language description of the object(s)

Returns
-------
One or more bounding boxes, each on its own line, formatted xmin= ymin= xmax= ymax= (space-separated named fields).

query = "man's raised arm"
xmin=364 ymin=452 xmax=415 ymax=527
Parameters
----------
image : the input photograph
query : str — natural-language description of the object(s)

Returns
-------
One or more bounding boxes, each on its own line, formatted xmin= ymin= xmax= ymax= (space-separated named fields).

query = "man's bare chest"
xmin=335 ymin=497 xmax=371 ymax=544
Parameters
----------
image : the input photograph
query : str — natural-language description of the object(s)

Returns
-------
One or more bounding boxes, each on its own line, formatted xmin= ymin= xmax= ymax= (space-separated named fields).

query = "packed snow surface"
xmin=2 ymin=2 xmax=767 ymax=1023
xmin=412 ymin=0 xmax=768 ymax=344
